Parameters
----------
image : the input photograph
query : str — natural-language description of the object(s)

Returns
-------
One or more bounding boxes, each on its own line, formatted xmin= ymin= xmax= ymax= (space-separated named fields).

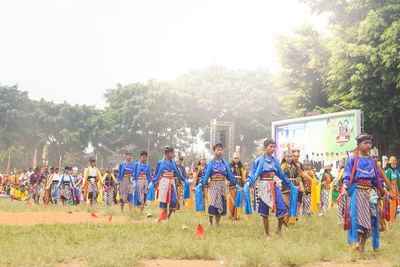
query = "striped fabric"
xmin=301 ymin=195 xmax=311 ymax=215
xmin=209 ymin=180 xmax=226 ymax=213
xmin=61 ymin=184 xmax=72 ymax=200
xmin=88 ymin=182 xmax=98 ymax=206
xmin=321 ymin=189 xmax=330 ymax=212
xmin=356 ymin=188 xmax=377 ymax=234
xmin=103 ymin=190 xmax=114 ymax=206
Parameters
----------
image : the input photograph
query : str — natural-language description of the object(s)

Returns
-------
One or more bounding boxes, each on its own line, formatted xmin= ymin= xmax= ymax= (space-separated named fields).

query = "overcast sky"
xmin=0 ymin=0 xmax=328 ymax=108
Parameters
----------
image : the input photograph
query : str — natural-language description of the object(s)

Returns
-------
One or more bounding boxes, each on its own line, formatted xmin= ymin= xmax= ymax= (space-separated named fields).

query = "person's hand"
xmin=340 ymin=188 xmax=347 ymax=198
xmin=389 ymin=191 xmax=397 ymax=200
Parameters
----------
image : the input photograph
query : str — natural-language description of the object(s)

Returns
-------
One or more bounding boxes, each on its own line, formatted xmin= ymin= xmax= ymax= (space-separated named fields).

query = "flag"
xmin=42 ymin=144 xmax=48 ymax=166
xmin=25 ymin=199 xmax=30 ymax=205
xmin=108 ymin=213 xmax=112 ymax=222
xmin=44 ymin=199 xmax=49 ymax=206
xmin=68 ymin=210 xmax=73 ymax=214
xmin=194 ymin=223 xmax=204 ymax=237
xmin=7 ymin=154 xmax=10 ymax=171
xmin=10 ymin=196 xmax=13 ymax=202
xmin=158 ymin=210 xmax=167 ymax=223
xmin=58 ymin=154 xmax=62 ymax=174
xmin=91 ymin=212 xmax=98 ymax=218
xmin=33 ymin=149 xmax=37 ymax=169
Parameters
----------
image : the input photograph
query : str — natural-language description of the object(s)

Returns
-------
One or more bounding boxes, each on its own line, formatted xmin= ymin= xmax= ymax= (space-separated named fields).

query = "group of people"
xmin=1 ymin=133 xmax=399 ymax=253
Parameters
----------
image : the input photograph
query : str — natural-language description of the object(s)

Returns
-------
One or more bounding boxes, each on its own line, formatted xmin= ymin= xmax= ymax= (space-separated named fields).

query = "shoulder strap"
xmin=348 ymin=152 xmax=359 ymax=187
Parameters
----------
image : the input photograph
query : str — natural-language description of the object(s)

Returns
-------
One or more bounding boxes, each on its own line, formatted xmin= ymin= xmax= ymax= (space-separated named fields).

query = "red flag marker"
xmin=44 ymin=199 xmax=49 ymax=206
xmin=195 ymin=223 xmax=204 ymax=237
xmin=29 ymin=203 xmax=32 ymax=207
xmin=25 ymin=199 xmax=30 ymax=205
xmin=91 ymin=212 xmax=98 ymax=218
xmin=68 ymin=210 xmax=73 ymax=214
xmin=10 ymin=196 xmax=13 ymax=202
xmin=108 ymin=213 xmax=112 ymax=222
xmin=158 ymin=210 xmax=167 ymax=223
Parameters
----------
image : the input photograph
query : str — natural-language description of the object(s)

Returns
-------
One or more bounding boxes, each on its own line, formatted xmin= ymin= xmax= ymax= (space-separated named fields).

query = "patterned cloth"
xmin=32 ymin=184 xmax=42 ymax=202
xmin=136 ymin=178 xmax=148 ymax=205
xmin=103 ymin=190 xmax=114 ymax=206
xmin=120 ymin=176 xmax=133 ymax=203
xmin=158 ymin=177 xmax=176 ymax=203
xmin=301 ymin=195 xmax=311 ymax=215
xmin=50 ymin=183 xmax=58 ymax=204
xmin=258 ymin=180 xmax=274 ymax=209
xmin=282 ymin=192 xmax=290 ymax=225
xmin=209 ymin=180 xmax=226 ymax=214
xmin=338 ymin=195 xmax=345 ymax=219
xmin=356 ymin=188 xmax=377 ymax=235
xmin=61 ymin=184 xmax=72 ymax=200
xmin=88 ymin=182 xmax=98 ymax=206
xmin=321 ymin=189 xmax=330 ymax=212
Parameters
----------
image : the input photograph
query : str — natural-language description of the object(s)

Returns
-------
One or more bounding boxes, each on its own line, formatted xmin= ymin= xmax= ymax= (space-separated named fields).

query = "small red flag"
xmin=68 ymin=210 xmax=73 ymax=214
xmin=158 ymin=210 xmax=167 ymax=223
xmin=25 ymin=199 xmax=30 ymax=205
xmin=91 ymin=212 xmax=98 ymax=218
xmin=195 ymin=223 xmax=204 ymax=237
xmin=44 ymin=199 xmax=49 ymax=206
xmin=29 ymin=203 xmax=32 ymax=206
xmin=10 ymin=196 xmax=13 ymax=202
xmin=108 ymin=213 xmax=112 ymax=222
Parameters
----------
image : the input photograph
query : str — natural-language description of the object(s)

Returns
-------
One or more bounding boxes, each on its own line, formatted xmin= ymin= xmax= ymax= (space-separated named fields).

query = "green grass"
xmin=0 ymin=199 xmax=399 ymax=266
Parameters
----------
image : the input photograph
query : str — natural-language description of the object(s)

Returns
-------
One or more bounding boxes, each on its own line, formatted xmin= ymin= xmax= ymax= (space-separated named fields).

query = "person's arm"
xmin=117 ymin=163 xmax=123 ymax=183
xmin=275 ymin=161 xmax=291 ymax=187
xmin=342 ymin=157 xmax=354 ymax=188
xmin=146 ymin=165 xmax=151 ymax=183
xmin=226 ymin=165 xmax=237 ymax=186
xmin=246 ymin=159 xmax=259 ymax=187
xmin=200 ymin=163 xmax=210 ymax=186
xmin=151 ymin=162 xmax=161 ymax=184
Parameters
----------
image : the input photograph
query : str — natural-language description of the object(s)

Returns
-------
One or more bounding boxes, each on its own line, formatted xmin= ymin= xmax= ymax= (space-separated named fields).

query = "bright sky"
xmin=0 ymin=0 xmax=327 ymax=108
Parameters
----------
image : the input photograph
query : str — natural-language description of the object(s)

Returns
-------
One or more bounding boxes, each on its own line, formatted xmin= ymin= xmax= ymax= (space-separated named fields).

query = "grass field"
xmin=0 ymin=199 xmax=399 ymax=267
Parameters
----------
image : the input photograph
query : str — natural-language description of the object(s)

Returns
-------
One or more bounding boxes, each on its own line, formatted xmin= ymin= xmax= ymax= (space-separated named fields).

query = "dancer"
xmin=117 ymin=152 xmax=135 ymax=211
xmin=229 ymin=151 xmax=246 ymax=220
xmin=132 ymin=151 xmax=151 ymax=215
xmin=246 ymin=139 xmax=296 ymax=239
xmin=199 ymin=143 xmax=237 ymax=227
xmin=57 ymin=167 xmax=76 ymax=206
xmin=82 ymin=158 xmax=104 ymax=207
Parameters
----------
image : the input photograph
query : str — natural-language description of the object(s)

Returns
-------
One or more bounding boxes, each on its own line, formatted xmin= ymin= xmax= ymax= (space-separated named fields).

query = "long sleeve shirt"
xmin=132 ymin=162 xmax=151 ymax=183
xmin=201 ymin=160 xmax=237 ymax=186
xmin=342 ymin=154 xmax=384 ymax=190
xmin=83 ymin=167 xmax=103 ymax=185
xmin=246 ymin=156 xmax=291 ymax=187
xmin=152 ymin=160 xmax=185 ymax=184
xmin=57 ymin=173 xmax=76 ymax=188
xmin=117 ymin=161 xmax=135 ymax=183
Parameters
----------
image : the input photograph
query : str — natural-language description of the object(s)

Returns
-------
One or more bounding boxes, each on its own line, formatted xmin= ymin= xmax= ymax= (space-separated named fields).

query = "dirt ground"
xmin=141 ymin=259 xmax=225 ymax=267
xmin=0 ymin=211 xmax=129 ymax=225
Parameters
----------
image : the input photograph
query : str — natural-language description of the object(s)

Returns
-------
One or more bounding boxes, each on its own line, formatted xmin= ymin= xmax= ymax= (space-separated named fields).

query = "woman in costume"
xmin=57 ymin=167 xmax=76 ymax=206
xmin=229 ymin=152 xmax=246 ymax=220
xmin=385 ymin=156 xmax=400 ymax=217
xmin=301 ymin=159 xmax=318 ymax=215
xmin=245 ymin=139 xmax=297 ymax=239
xmin=319 ymin=165 xmax=334 ymax=212
xmin=194 ymin=156 xmax=208 ymax=211
xmin=82 ymin=158 xmax=104 ymax=207
xmin=149 ymin=147 xmax=187 ymax=219
xmin=103 ymin=167 xmax=117 ymax=206
xmin=340 ymin=134 xmax=395 ymax=253
xmin=132 ymin=151 xmax=151 ymax=215
xmin=199 ymin=143 xmax=237 ymax=227
xmin=280 ymin=149 xmax=302 ymax=225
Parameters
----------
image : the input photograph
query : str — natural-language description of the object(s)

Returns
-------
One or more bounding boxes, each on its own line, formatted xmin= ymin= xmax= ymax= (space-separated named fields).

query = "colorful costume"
xmin=247 ymin=155 xmax=292 ymax=220
xmin=83 ymin=166 xmax=103 ymax=206
xmin=229 ymin=163 xmax=246 ymax=219
xmin=200 ymin=158 xmax=237 ymax=216
xmin=57 ymin=173 xmax=76 ymax=202
xmin=280 ymin=161 xmax=300 ymax=224
xmin=194 ymin=165 xmax=208 ymax=211
xmin=103 ymin=172 xmax=117 ymax=206
xmin=30 ymin=172 xmax=42 ymax=203
xmin=342 ymin=153 xmax=386 ymax=250
xmin=117 ymin=161 xmax=135 ymax=203
xmin=132 ymin=162 xmax=151 ymax=206
xmin=319 ymin=168 xmax=333 ymax=212
xmin=151 ymin=159 xmax=186 ymax=210
xmin=385 ymin=161 xmax=400 ymax=218
xmin=45 ymin=172 xmax=60 ymax=204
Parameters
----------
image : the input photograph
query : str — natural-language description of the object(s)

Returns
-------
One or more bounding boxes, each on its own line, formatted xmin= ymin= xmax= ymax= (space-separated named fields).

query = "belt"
xmin=260 ymin=177 xmax=273 ymax=181
xmin=211 ymin=177 xmax=225 ymax=181
xmin=138 ymin=176 xmax=147 ymax=180
xmin=261 ymin=172 xmax=275 ymax=178
xmin=161 ymin=175 xmax=174 ymax=179
xmin=354 ymin=179 xmax=372 ymax=186
xmin=289 ymin=178 xmax=297 ymax=181
xmin=123 ymin=174 xmax=132 ymax=178
xmin=88 ymin=176 xmax=97 ymax=178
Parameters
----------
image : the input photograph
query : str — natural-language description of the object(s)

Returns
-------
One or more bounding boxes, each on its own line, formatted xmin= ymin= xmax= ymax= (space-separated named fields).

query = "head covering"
xmin=339 ymin=158 xmax=346 ymax=167
xmin=283 ymin=149 xmax=293 ymax=157
xmin=388 ymin=156 xmax=397 ymax=164
xmin=356 ymin=133 xmax=372 ymax=143
xmin=125 ymin=151 xmax=132 ymax=156
xmin=233 ymin=145 xmax=240 ymax=158
xmin=324 ymin=164 xmax=332 ymax=170
xmin=292 ymin=149 xmax=300 ymax=157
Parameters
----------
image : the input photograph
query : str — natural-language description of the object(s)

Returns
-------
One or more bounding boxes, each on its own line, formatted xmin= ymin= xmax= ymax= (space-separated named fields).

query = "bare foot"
xmin=275 ymin=229 xmax=282 ymax=236
xmin=266 ymin=235 xmax=271 ymax=240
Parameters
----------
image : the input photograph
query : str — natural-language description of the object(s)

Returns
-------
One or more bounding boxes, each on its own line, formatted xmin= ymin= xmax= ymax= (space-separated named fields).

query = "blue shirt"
xmin=201 ymin=160 xmax=237 ymax=185
xmin=246 ymin=156 xmax=291 ymax=187
xmin=342 ymin=154 xmax=384 ymax=189
xmin=132 ymin=162 xmax=151 ymax=183
xmin=117 ymin=161 xmax=135 ymax=183
xmin=152 ymin=159 xmax=185 ymax=184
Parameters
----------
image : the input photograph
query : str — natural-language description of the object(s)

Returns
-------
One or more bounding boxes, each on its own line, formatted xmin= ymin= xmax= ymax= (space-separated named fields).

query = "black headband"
xmin=356 ymin=135 xmax=372 ymax=143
